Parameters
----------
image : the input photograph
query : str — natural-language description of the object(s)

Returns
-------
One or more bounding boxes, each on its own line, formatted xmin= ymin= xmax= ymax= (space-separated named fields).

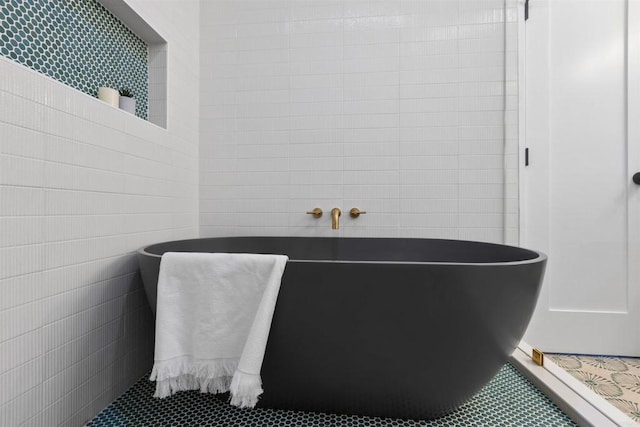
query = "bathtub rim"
xmin=136 ymin=236 xmax=547 ymax=267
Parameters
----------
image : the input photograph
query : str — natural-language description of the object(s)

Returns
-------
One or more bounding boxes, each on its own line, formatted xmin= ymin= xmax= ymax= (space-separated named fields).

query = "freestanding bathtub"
xmin=137 ymin=236 xmax=546 ymax=420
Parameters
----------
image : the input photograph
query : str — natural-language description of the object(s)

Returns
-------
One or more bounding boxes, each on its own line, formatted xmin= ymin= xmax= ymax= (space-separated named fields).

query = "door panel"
xmin=522 ymin=0 xmax=640 ymax=356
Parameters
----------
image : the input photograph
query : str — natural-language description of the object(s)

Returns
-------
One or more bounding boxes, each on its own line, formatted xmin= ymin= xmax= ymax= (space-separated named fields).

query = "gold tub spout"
xmin=331 ymin=208 xmax=341 ymax=230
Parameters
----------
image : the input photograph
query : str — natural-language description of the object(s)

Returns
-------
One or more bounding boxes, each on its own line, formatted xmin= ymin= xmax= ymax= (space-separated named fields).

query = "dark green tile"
xmin=87 ymin=364 xmax=577 ymax=427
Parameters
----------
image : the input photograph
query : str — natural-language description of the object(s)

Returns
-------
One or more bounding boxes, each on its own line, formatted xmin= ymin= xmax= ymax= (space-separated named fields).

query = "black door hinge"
xmin=525 ymin=148 xmax=530 ymax=166
xmin=525 ymin=0 xmax=529 ymax=21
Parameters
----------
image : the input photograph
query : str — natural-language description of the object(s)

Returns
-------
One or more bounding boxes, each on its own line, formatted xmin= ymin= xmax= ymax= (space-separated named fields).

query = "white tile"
xmin=343 ymin=184 xmax=399 ymax=199
xmin=459 ymin=184 xmax=504 ymax=199
xmin=399 ymin=40 xmax=458 ymax=57
xmin=400 ymin=184 xmax=458 ymax=199
xmin=343 ymin=170 xmax=399 ymax=185
xmin=236 ymin=49 xmax=289 ymax=65
xmin=289 ymin=156 xmax=342 ymax=171
xmin=400 ymin=141 xmax=458 ymax=156
xmin=343 ymin=156 xmax=399 ymax=171
xmin=459 ymin=168 xmax=504 ymax=184
xmin=291 ymin=1 xmax=343 ymax=21
xmin=400 ymin=156 xmax=458 ymax=170
xmin=2 ymin=387 xmax=44 ymax=426
xmin=0 ymin=1 xmax=201 ymax=424
xmin=290 ymin=140 xmax=343 ymax=157
xmin=290 ymin=87 xmax=342 ymax=102
xmin=400 ymin=169 xmax=458 ymax=184
xmin=344 ymin=28 xmax=399 ymax=45
xmin=343 ymin=83 xmax=400 ymax=101
xmin=343 ymin=15 xmax=404 ymax=31
xmin=399 ymin=82 xmax=458 ymax=99
xmin=343 ymin=141 xmax=398 ymax=157
xmin=400 ymin=198 xmax=458 ymax=213
xmin=289 ymin=31 xmax=343 ymax=48
xmin=0 ymin=356 xmax=43 ymax=406
xmin=343 ymin=128 xmax=397 ymax=143
xmin=290 ymin=170 xmax=343 ymax=186
xmin=400 ymin=54 xmax=459 ymax=71
xmin=399 ymin=212 xmax=458 ymax=228
xmin=342 ymin=114 xmax=399 ymax=129
xmin=344 ymin=43 xmax=399 ymax=59
xmin=237 ymin=34 xmax=288 ymax=51
xmin=400 ymin=67 xmax=460 ymax=85
xmin=397 ymin=227 xmax=459 ymax=240
xmin=289 ymin=18 xmax=343 ymax=35
xmin=199 ymin=0 xmax=513 ymax=248
xmin=400 ymin=25 xmax=458 ymax=43
xmin=343 ymin=71 xmax=399 ymax=87
xmin=343 ymin=100 xmax=398 ymax=115
xmin=290 ymin=101 xmax=341 ymax=117
xmin=237 ymin=5 xmax=290 ymax=24
xmin=400 ymin=97 xmax=458 ymax=113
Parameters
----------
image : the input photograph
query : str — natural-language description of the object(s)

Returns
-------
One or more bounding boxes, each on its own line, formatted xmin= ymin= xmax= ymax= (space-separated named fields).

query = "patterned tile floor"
xmin=550 ymin=354 xmax=640 ymax=424
xmin=86 ymin=363 xmax=576 ymax=426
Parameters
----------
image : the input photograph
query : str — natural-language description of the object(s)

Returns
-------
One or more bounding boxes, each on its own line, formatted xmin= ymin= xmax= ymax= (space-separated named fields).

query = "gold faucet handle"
xmin=306 ymin=208 xmax=323 ymax=218
xmin=349 ymin=208 xmax=367 ymax=218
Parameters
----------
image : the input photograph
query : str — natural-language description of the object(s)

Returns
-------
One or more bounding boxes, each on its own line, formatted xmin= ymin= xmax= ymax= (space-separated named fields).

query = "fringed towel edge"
xmin=150 ymin=357 xmax=239 ymax=398
xmin=229 ymin=369 xmax=263 ymax=408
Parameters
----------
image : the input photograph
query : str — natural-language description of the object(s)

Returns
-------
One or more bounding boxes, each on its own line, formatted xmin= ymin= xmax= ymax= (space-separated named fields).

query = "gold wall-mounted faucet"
xmin=349 ymin=207 xmax=366 ymax=218
xmin=306 ymin=207 xmax=323 ymax=218
xmin=331 ymin=208 xmax=341 ymax=230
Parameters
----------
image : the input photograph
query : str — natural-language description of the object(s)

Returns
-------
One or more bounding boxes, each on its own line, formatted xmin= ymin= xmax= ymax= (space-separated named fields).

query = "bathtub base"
xmin=257 ymin=259 xmax=544 ymax=420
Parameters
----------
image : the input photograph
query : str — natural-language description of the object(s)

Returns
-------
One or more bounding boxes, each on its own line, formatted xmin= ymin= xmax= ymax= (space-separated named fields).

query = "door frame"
xmin=518 ymin=0 xmax=551 ymax=346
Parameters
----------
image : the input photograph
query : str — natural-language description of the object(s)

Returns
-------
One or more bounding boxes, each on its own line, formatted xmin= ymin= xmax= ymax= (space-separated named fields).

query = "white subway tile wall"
xmin=199 ymin=0 xmax=519 ymax=242
xmin=0 ymin=0 xmax=521 ymax=425
xmin=0 ymin=1 xmax=200 ymax=426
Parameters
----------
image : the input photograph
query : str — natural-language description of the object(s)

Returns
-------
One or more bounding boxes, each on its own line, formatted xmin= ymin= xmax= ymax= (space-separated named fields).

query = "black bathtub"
xmin=137 ymin=236 xmax=546 ymax=420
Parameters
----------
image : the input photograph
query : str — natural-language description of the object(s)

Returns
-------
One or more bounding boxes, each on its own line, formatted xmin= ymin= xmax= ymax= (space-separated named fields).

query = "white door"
xmin=521 ymin=0 xmax=640 ymax=356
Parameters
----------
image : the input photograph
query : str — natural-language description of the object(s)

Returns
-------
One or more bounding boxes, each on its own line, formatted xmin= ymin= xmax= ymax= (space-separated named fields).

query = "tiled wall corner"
xmin=199 ymin=0 xmax=519 ymax=243
xmin=0 ymin=0 xmax=200 ymax=425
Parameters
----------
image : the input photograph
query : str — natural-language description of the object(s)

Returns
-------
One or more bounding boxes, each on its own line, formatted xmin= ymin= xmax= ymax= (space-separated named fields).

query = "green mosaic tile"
xmin=86 ymin=364 xmax=577 ymax=426
xmin=0 ymin=0 xmax=148 ymax=120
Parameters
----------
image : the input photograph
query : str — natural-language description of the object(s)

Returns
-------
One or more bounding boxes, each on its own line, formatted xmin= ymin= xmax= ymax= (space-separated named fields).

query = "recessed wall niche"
xmin=0 ymin=0 xmax=167 ymax=128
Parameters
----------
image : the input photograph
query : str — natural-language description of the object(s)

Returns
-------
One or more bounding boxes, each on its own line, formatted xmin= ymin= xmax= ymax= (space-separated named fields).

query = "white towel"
xmin=150 ymin=252 xmax=288 ymax=408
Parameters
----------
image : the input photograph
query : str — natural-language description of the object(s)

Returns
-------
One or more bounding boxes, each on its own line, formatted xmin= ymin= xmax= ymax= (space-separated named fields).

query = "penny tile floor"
xmin=86 ymin=363 xmax=576 ymax=426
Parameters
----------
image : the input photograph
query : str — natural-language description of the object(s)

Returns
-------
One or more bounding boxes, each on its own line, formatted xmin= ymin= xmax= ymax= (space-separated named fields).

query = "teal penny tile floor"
xmin=86 ymin=363 xmax=576 ymax=426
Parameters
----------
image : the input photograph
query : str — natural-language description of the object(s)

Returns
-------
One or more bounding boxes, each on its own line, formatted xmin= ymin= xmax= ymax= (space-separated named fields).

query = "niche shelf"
xmin=96 ymin=0 xmax=167 ymax=128
xmin=0 ymin=0 xmax=167 ymax=128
